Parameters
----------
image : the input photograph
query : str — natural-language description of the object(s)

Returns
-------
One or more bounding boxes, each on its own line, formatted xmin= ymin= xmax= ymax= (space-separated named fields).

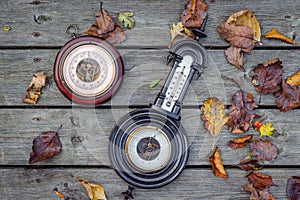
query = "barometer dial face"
xmin=54 ymin=36 xmax=123 ymax=105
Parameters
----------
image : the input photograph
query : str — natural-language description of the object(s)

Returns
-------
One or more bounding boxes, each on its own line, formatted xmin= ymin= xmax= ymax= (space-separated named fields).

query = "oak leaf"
xmin=209 ymin=146 xmax=227 ymax=179
xmin=250 ymin=139 xmax=277 ymax=161
xmin=238 ymin=159 xmax=261 ymax=171
xmin=29 ymin=131 xmax=62 ymax=164
xmin=94 ymin=5 xmax=115 ymax=35
xmin=227 ymin=89 xmax=258 ymax=134
xmin=259 ymin=122 xmax=274 ymax=137
xmin=201 ymin=97 xmax=228 ymax=137
xmin=23 ymin=72 xmax=46 ymax=104
xmin=118 ymin=12 xmax=135 ymax=29
xmin=77 ymin=178 xmax=107 ymax=200
xmin=286 ymin=176 xmax=300 ymax=200
xmin=247 ymin=172 xmax=276 ymax=190
xmin=181 ymin=0 xmax=208 ymax=28
xmin=226 ymin=10 xmax=261 ymax=42
xmin=252 ymin=58 xmax=284 ymax=94
xmin=264 ymin=28 xmax=295 ymax=45
xmin=224 ymin=46 xmax=244 ymax=71
xmin=274 ymin=79 xmax=300 ymax=112
xmin=286 ymin=70 xmax=300 ymax=86
xmin=228 ymin=134 xmax=253 ymax=150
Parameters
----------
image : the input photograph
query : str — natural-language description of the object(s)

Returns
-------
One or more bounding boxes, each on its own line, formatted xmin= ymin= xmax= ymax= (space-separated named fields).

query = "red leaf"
xmin=250 ymin=139 xmax=278 ymax=161
xmin=228 ymin=134 xmax=253 ymax=149
xmin=287 ymin=176 xmax=300 ymax=200
xmin=224 ymin=46 xmax=244 ymax=70
xmin=29 ymin=131 xmax=62 ymax=164
xmin=247 ymin=171 xmax=276 ymax=190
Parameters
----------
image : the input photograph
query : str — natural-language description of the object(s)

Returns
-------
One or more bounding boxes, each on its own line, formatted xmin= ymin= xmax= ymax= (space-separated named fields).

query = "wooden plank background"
xmin=0 ymin=0 xmax=299 ymax=199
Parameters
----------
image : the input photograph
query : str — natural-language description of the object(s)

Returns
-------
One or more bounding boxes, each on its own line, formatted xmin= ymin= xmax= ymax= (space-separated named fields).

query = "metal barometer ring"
xmin=109 ymin=20 xmax=208 ymax=188
xmin=54 ymin=25 xmax=124 ymax=105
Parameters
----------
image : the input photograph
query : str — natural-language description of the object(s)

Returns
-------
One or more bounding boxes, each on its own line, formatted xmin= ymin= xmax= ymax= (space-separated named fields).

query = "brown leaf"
xmin=94 ymin=6 xmax=115 ymax=35
xmin=23 ymin=72 xmax=46 ymax=104
xmin=29 ymin=131 xmax=62 ymax=164
xmin=78 ymin=178 xmax=107 ymax=200
xmin=209 ymin=146 xmax=227 ymax=179
xmin=286 ymin=70 xmax=300 ymax=86
xmin=218 ymin=22 xmax=254 ymax=53
xmin=228 ymin=135 xmax=253 ymax=150
xmin=227 ymin=89 xmax=258 ymax=133
xmin=55 ymin=191 xmax=65 ymax=199
xmin=250 ymin=139 xmax=278 ymax=161
xmin=200 ymin=97 xmax=228 ymax=137
xmin=247 ymin=171 xmax=276 ymax=190
xmin=226 ymin=10 xmax=261 ymax=42
xmin=274 ymin=79 xmax=300 ymax=112
xmin=100 ymin=25 xmax=126 ymax=44
xmin=252 ymin=58 xmax=284 ymax=94
xmin=258 ymin=188 xmax=275 ymax=200
xmin=264 ymin=28 xmax=295 ymax=45
xmin=286 ymin=176 xmax=300 ymax=200
xmin=238 ymin=159 xmax=261 ymax=171
xmin=243 ymin=184 xmax=275 ymax=200
xmin=181 ymin=0 xmax=208 ymax=28
xmin=224 ymin=46 xmax=244 ymax=70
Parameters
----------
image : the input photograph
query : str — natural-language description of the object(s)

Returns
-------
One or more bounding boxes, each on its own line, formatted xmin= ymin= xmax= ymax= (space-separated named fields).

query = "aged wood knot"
xmin=32 ymin=0 xmax=40 ymax=5
xmin=71 ymin=135 xmax=83 ymax=144
xmin=33 ymin=32 xmax=40 ymax=37
xmin=33 ymin=57 xmax=41 ymax=62
xmin=32 ymin=117 xmax=42 ymax=122
xmin=34 ymin=14 xmax=52 ymax=24
xmin=284 ymin=15 xmax=292 ymax=19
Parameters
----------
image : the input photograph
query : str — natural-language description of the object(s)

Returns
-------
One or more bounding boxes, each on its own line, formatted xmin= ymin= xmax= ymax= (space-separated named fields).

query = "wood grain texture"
xmin=0 ymin=0 xmax=299 ymax=47
xmin=0 ymin=167 xmax=295 ymax=199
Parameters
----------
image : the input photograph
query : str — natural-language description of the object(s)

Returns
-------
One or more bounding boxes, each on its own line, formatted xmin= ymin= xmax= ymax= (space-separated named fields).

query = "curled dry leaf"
xmin=55 ymin=191 xmax=65 ymax=199
xmin=274 ymin=79 xmax=300 ymax=112
xmin=286 ymin=70 xmax=300 ymax=86
xmin=227 ymin=89 xmax=258 ymax=134
xmin=209 ymin=146 xmax=227 ymax=179
xmin=286 ymin=176 xmax=300 ymax=200
xmin=23 ymin=72 xmax=46 ymax=104
xmin=250 ymin=139 xmax=278 ymax=161
xmin=224 ymin=46 xmax=244 ymax=71
xmin=228 ymin=134 xmax=253 ymax=150
xmin=252 ymin=58 xmax=284 ymax=94
xmin=94 ymin=5 xmax=115 ymax=34
xmin=243 ymin=184 xmax=275 ymax=200
xmin=77 ymin=178 xmax=107 ymax=200
xmin=264 ymin=28 xmax=295 ymax=45
xmin=238 ymin=159 xmax=261 ymax=171
xmin=181 ymin=0 xmax=208 ymax=28
xmin=29 ymin=131 xmax=62 ymax=164
xmin=247 ymin=171 xmax=276 ymax=190
xmin=201 ymin=97 xmax=228 ymax=137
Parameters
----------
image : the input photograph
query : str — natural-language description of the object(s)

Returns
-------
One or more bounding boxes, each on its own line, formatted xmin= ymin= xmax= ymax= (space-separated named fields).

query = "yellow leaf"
xmin=259 ymin=122 xmax=274 ymax=137
xmin=118 ymin=12 xmax=135 ymax=29
xmin=201 ymin=97 xmax=228 ymax=137
xmin=226 ymin=10 xmax=261 ymax=43
xmin=286 ymin=70 xmax=300 ymax=86
xmin=1 ymin=26 xmax=11 ymax=32
xmin=77 ymin=178 xmax=107 ymax=200
xmin=170 ymin=22 xmax=184 ymax=40
xmin=263 ymin=28 xmax=295 ymax=45
xmin=55 ymin=191 xmax=65 ymax=199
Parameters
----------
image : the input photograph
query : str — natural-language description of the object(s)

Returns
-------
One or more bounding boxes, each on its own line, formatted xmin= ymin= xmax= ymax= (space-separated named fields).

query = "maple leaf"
xmin=227 ymin=89 xmax=258 ymax=134
xmin=252 ymin=58 xmax=284 ymax=94
xmin=228 ymin=134 xmax=253 ymax=150
xmin=238 ymin=159 xmax=261 ymax=171
xmin=226 ymin=10 xmax=261 ymax=43
xmin=250 ymin=139 xmax=278 ymax=161
xmin=77 ymin=178 xmax=107 ymax=200
xmin=23 ymin=72 xmax=46 ymax=104
xmin=224 ymin=46 xmax=244 ymax=70
xmin=94 ymin=3 xmax=115 ymax=35
xmin=218 ymin=22 xmax=254 ymax=53
xmin=200 ymin=97 xmax=228 ymax=137
xmin=247 ymin=172 xmax=276 ymax=190
xmin=29 ymin=130 xmax=62 ymax=164
xmin=264 ymin=28 xmax=295 ymax=45
xmin=118 ymin=12 xmax=135 ymax=29
xmin=286 ymin=70 xmax=300 ymax=86
xmin=259 ymin=122 xmax=274 ymax=137
xmin=181 ymin=0 xmax=208 ymax=28
xmin=209 ymin=146 xmax=227 ymax=179
xmin=274 ymin=79 xmax=300 ymax=112
xmin=286 ymin=176 xmax=300 ymax=200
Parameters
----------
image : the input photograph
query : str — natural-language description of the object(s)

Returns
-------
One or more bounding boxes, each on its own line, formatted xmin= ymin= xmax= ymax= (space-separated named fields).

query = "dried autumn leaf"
xmin=55 ymin=191 xmax=65 ymax=199
xmin=274 ymin=79 xmax=300 ymax=112
xmin=247 ymin=171 xmax=275 ymax=190
xmin=218 ymin=22 xmax=254 ymax=53
xmin=118 ymin=12 xmax=135 ymax=29
xmin=264 ymin=28 xmax=295 ymax=45
xmin=243 ymin=184 xmax=275 ymax=200
xmin=23 ymin=72 xmax=46 ymax=104
xmin=227 ymin=89 xmax=258 ymax=134
xmin=78 ymin=178 xmax=107 ymax=200
xmin=286 ymin=176 xmax=300 ymax=200
xmin=209 ymin=146 xmax=227 ymax=179
xmin=228 ymin=134 xmax=253 ymax=150
xmin=258 ymin=188 xmax=275 ymax=200
xmin=286 ymin=70 xmax=300 ymax=86
xmin=170 ymin=22 xmax=184 ymax=40
xmin=29 ymin=131 xmax=62 ymax=164
xmin=181 ymin=0 xmax=208 ymax=28
xmin=259 ymin=122 xmax=274 ymax=137
xmin=100 ymin=25 xmax=126 ymax=44
xmin=250 ymin=139 xmax=278 ymax=161
xmin=201 ymin=97 xmax=228 ymax=137
xmin=226 ymin=10 xmax=261 ymax=42
xmin=94 ymin=4 xmax=115 ymax=35
xmin=238 ymin=159 xmax=261 ymax=171
xmin=224 ymin=46 xmax=244 ymax=70
xmin=252 ymin=58 xmax=284 ymax=95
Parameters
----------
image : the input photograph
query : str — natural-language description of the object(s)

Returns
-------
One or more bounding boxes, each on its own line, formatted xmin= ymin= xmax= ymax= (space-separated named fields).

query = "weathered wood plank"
xmin=0 ymin=167 xmax=296 ymax=199
xmin=0 ymin=49 xmax=299 ymax=106
xmin=0 ymin=0 xmax=299 ymax=47
xmin=0 ymin=108 xmax=298 ymax=166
